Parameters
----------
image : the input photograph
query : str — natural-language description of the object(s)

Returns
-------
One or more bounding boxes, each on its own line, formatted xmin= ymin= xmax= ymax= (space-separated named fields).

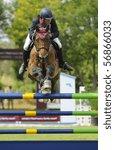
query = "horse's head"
xmin=36 ymin=26 xmax=49 ymax=40
xmin=34 ymin=26 xmax=51 ymax=64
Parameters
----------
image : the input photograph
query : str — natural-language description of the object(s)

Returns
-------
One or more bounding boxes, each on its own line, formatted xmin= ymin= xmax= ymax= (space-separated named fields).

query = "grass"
xmin=0 ymin=126 xmax=98 ymax=141
xmin=0 ymin=99 xmax=36 ymax=110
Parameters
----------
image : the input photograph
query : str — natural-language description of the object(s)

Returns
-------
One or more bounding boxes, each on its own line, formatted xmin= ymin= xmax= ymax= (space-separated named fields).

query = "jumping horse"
xmin=27 ymin=26 xmax=61 ymax=93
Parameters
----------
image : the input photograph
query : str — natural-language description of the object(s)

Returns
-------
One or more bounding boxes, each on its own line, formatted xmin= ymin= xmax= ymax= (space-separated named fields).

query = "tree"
xmin=6 ymin=0 xmax=98 ymax=91
xmin=0 ymin=0 xmax=14 ymax=39
xmin=56 ymin=0 xmax=98 ymax=91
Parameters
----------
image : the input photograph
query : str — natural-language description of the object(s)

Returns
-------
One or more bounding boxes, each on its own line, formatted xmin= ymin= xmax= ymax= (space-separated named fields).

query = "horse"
xmin=27 ymin=26 xmax=61 ymax=93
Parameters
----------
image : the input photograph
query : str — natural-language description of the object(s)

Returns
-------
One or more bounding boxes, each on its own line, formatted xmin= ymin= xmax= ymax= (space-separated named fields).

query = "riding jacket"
xmin=29 ymin=15 xmax=59 ymax=39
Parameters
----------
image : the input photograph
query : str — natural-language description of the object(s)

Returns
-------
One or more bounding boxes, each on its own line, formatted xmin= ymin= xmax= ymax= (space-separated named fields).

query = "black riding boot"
xmin=56 ymin=48 xmax=74 ymax=71
xmin=19 ymin=50 xmax=30 ymax=75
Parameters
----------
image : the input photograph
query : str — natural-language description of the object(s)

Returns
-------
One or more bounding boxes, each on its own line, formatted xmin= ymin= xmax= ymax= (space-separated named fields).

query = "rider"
xmin=19 ymin=8 xmax=74 ymax=75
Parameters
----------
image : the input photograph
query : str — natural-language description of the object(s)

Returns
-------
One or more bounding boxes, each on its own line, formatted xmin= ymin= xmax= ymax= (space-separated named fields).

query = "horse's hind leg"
xmin=28 ymin=73 xmax=36 ymax=81
xmin=49 ymin=76 xmax=60 ymax=102
xmin=49 ymin=80 xmax=55 ymax=102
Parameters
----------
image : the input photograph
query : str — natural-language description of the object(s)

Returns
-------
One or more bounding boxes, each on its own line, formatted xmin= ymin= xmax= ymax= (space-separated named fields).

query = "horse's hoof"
xmin=50 ymin=99 xmax=56 ymax=103
xmin=42 ymin=89 xmax=51 ymax=94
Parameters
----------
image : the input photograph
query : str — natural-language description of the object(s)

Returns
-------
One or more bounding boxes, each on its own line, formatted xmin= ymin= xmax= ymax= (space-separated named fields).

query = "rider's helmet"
xmin=40 ymin=8 xmax=53 ymax=19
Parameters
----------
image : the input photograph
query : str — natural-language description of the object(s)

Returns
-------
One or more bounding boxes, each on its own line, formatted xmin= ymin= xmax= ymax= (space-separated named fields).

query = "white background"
xmin=98 ymin=0 xmax=115 ymax=149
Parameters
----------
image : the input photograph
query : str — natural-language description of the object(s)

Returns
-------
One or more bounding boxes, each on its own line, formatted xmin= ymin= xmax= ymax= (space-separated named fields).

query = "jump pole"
xmin=0 ymin=129 xmax=98 ymax=134
xmin=0 ymin=110 xmax=98 ymax=116
xmin=0 ymin=93 xmax=98 ymax=99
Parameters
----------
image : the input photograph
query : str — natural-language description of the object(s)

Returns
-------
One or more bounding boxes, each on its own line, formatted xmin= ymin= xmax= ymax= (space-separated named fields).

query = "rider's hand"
xmin=49 ymin=33 xmax=52 ymax=38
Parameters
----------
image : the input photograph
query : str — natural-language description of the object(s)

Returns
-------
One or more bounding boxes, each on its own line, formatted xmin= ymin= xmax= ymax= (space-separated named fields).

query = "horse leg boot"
xmin=41 ymin=64 xmax=55 ymax=94
xmin=56 ymin=48 xmax=74 ymax=71
xmin=19 ymin=50 xmax=30 ymax=75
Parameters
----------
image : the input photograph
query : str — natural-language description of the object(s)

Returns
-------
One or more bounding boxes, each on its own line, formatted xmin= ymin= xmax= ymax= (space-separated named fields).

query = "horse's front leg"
xmin=32 ymin=67 xmax=44 ymax=83
xmin=46 ymin=64 xmax=55 ymax=79
xmin=42 ymin=64 xmax=55 ymax=93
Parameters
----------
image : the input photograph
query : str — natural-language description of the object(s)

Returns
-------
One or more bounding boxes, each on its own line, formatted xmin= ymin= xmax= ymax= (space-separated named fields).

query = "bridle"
xmin=34 ymin=27 xmax=51 ymax=63
xmin=34 ymin=46 xmax=49 ymax=52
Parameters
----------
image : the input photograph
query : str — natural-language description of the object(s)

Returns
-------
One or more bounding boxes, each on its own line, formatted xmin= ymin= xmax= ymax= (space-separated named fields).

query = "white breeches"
xmin=23 ymin=34 xmax=32 ymax=51
xmin=23 ymin=34 xmax=62 ymax=51
xmin=53 ymin=38 xmax=62 ymax=49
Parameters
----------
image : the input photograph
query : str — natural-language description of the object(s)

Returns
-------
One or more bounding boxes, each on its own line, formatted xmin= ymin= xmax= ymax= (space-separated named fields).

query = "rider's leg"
xmin=53 ymin=38 xmax=74 ymax=71
xmin=19 ymin=34 xmax=32 ymax=75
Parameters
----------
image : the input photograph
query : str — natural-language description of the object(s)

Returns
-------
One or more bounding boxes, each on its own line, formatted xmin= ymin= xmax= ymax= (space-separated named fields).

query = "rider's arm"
xmin=50 ymin=18 xmax=59 ymax=39
xmin=29 ymin=16 xmax=39 ymax=38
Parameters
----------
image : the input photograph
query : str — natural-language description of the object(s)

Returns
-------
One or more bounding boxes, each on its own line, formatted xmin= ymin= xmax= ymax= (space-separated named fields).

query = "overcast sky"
xmin=4 ymin=0 xmax=11 ymax=2
xmin=4 ymin=0 xmax=13 ymax=3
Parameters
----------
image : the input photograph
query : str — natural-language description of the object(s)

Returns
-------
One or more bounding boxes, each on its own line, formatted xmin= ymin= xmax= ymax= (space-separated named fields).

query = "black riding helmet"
xmin=40 ymin=8 xmax=53 ymax=19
